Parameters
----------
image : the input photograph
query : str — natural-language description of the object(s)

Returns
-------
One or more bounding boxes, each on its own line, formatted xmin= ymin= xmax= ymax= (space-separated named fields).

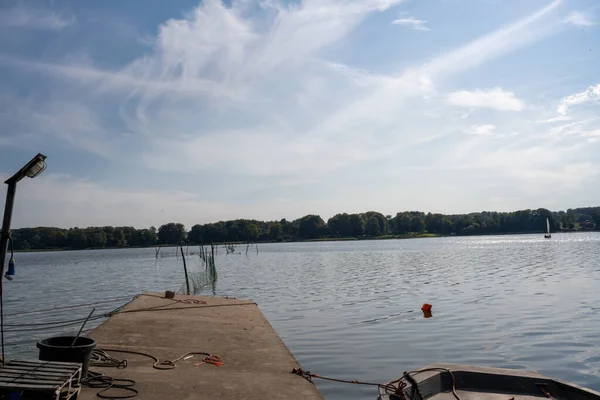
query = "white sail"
xmin=546 ymin=217 xmax=550 ymax=234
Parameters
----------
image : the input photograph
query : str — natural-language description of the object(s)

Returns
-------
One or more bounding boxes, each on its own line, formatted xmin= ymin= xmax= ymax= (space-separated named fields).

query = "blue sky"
xmin=0 ymin=0 xmax=599 ymax=228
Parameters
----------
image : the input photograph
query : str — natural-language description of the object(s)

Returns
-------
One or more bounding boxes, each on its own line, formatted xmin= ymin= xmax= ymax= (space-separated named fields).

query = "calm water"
xmin=3 ymin=233 xmax=600 ymax=399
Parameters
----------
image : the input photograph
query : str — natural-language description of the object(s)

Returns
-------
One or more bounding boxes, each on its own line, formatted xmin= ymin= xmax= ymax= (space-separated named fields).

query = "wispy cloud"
xmin=425 ymin=0 xmax=563 ymax=77
xmin=3 ymin=0 xmax=600 ymax=225
xmin=2 ymin=0 xmax=564 ymax=178
xmin=536 ymin=115 xmax=572 ymax=123
xmin=0 ymin=1 xmax=75 ymax=30
xmin=391 ymin=16 xmax=430 ymax=31
xmin=466 ymin=124 xmax=496 ymax=135
xmin=0 ymin=94 xmax=113 ymax=157
xmin=557 ymin=83 xmax=600 ymax=115
xmin=565 ymin=11 xmax=594 ymax=27
xmin=447 ymin=88 xmax=524 ymax=111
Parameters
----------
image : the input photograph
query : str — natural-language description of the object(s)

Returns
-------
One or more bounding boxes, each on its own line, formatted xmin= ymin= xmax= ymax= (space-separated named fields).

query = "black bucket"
xmin=37 ymin=336 xmax=96 ymax=378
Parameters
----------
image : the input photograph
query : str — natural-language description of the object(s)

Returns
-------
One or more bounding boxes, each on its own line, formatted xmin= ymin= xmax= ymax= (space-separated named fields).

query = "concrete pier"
xmin=80 ymin=293 xmax=323 ymax=400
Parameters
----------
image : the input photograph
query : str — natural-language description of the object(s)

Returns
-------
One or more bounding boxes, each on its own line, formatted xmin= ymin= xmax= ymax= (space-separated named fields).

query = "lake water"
xmin=3 ymin=233 xmax=600 ymax=399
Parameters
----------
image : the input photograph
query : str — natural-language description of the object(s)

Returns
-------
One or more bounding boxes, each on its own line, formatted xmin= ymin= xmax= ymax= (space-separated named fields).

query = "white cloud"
xmin=557 ymin=83 xmax=600 ymax=115
xmin=2 ymin=0 xmax=566 ymax=179
xmin=582 ymin=129 xmax=600 ymax=138
xmin=0 ymin=96 xmax=113 ymax=157
xmin=0 ymin=1 xmax=75 ymax=30
xmin=391 ymin=16 xmax=430 ymax=31
xmin=4 ymin=0 xmax=600 ymax=225
xmin=466 ymin=124 xmax=496 ymax=135
xmin=425 ymin=0 xmax=562 ymax=77
xmin=565 ymin=11 xmax=594 ymax=27
xmin=119 ymin=0 xmax=407 ymax=102
xmin=536 ymin=115 xmax=572 ymax=123
xmin=545 ymin=117 xmax=600 ymax=140
xmin=447 ymin=88 xmax=524 ymax=111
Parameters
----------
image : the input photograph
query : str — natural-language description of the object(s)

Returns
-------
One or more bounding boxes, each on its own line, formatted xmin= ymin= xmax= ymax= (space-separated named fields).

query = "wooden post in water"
xmin=180 ymin=244 xmax=190 ymax=295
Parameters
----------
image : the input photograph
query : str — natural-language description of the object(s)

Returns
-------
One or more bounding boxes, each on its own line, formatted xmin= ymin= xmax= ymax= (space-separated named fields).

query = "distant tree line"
xmin=7 ymin=207 xmax=600 ymax=250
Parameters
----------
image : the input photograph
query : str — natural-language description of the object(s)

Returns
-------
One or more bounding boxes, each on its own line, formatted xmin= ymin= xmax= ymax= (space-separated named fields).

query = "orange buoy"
xmin=421 ymin=303 xmax=432 ymax=312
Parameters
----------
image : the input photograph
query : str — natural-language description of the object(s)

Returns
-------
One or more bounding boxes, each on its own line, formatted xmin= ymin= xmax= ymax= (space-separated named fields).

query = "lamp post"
xmin=0 ymin=153 xmax=46 ymax=365
xmin=0 ymin=153 xmax=47 ymax=284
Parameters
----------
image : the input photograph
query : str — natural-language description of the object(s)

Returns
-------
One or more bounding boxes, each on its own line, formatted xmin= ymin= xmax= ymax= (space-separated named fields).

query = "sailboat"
xmin=544 ymin=217 xmax=551 ymax=239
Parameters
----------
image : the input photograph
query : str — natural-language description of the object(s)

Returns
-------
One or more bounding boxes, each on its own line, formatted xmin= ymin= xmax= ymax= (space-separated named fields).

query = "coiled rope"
xmin=83 ymin=348 xmax=224 ymax=398
xmin=82 ymin=372 xmax=138 ymax=399
xmin=91 ymin=348 xmax=224 ymax=370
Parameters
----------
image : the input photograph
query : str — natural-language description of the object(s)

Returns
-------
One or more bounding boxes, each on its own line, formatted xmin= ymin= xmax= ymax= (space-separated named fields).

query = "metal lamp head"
xmin=25 ymin=159 xmax=46 ymax=179
xmin=5 ymin=153 xmax=47 ymax=184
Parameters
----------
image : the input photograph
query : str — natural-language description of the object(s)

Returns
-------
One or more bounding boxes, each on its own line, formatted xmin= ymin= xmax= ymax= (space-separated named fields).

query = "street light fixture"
xmin=0 ymin=153 xmax=47 ymax=281
xmin=0 ymin=153 xmax=47 ymax=364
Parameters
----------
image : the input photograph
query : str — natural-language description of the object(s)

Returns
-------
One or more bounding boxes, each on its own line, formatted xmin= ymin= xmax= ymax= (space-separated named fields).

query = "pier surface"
xmin=80 ymin=292 xmax=323 ymax=400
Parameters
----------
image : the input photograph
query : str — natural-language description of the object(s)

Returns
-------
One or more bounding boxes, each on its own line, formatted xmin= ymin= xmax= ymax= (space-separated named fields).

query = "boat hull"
xmin=378 ymin=363 xmax=600 ymax=400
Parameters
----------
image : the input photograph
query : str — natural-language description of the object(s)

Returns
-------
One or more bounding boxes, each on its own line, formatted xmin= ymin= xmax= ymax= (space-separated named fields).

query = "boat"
xmin=377 ymin=363 xmax=600 ymax=400
xmin=544 ymin=217 xmax=551 ymax=239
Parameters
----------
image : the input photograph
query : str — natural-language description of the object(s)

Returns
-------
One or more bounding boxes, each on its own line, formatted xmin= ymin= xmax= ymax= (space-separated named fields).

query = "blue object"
xmin=5 ymin=257 xmax=15 ymax=280
xmin=9 ymin=391 xmax=23 ymax=400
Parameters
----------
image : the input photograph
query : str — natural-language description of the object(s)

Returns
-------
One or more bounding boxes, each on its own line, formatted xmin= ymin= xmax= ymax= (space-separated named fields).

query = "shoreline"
xmin=13 ymin=230 xmax=598 ymax=253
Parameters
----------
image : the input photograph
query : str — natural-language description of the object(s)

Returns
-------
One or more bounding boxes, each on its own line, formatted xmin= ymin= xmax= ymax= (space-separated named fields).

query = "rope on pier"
xmin=2 ymin=294 xmax=256 ymax=333
xmin=3 ymin=296 xmax=134 ymax=317
xmin=91 ymin=348 xmax=224 ymax=370
xmin=292 ymin=367 xmax=403 ymax=395
xmin=84 ymin=348 xmax=224 ymax=399
xmin=82 ymin=372 xmax=138 ymax=399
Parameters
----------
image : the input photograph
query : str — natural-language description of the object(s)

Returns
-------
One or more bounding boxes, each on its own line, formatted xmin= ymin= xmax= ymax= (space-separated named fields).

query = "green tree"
xmin=280 ymin=219 xmax=295 ymax=238
xmin=30 ymin=234 xmax=42 ymax=248
xmin=138 ymin=228 xmax=157 ymax=246
xmin=365 ymin=216 xmax=382 ymax=237
xmin=188 ymin=224 xmax=204 ymax=244
xmin=348 ymin=214 xmax=365 ymax=237
xmin=114 ymin=229 xmax=127 ymax=247
xmin=297 ymin=215 xmax=326 ymax=239
xmin=409 ymin=216 xmax=424 ymax=233
xmin=158 ymin=223 xmax=186 ymax=244
xmin=90 ymin=231 xmax=107 ymax=248
xmin=7 ymin=205 xmax=600 ymax=250
xmin=362 ymin=212 xmax=388 ymax=235
xmin=68 ymin=230 xmax=88 ymax=249
xmin=393 ymin=213 xmax=411 ymax=234
xmin=245 ymin=223 xmax=259 ymax=241
xmin=328 ymin=213 xmax=351 ymax=237
xmin=425 ymin=213 xmax=444 ymax=233
xmin=269 ymin=222 xmax=282 ymax=239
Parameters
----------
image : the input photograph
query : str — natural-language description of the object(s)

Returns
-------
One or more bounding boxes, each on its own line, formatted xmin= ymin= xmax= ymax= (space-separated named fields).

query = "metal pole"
xmin=0 ymin=180 xmax=16 ymax=365
xmin=0 ymin=181 xmax=17 ymax=293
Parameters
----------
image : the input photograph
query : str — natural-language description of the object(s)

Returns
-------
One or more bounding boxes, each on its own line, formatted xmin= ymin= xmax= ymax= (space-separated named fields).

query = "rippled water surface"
xmin=4 ymin=233 xmax=600 ymax=399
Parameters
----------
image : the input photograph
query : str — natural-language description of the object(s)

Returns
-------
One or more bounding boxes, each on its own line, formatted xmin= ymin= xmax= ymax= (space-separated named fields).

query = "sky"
xmin=0 ymin=0 xmax=599 ymax=229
